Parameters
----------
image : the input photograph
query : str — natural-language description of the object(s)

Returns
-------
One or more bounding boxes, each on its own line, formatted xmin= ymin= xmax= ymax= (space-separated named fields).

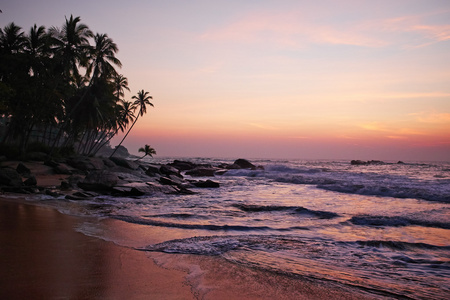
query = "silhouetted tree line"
xmin=0 ymin=15 xmax=153 ymax=158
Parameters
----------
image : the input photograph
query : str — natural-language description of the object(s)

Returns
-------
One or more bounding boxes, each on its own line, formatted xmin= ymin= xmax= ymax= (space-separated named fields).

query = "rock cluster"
xmin=0 ymin=157 xmax=261 ymax=200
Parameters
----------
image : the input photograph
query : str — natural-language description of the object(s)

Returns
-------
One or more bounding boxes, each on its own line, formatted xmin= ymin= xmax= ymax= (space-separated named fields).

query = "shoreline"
xmin=0 ymin=198 xmax=195 ymax=300
xmin=0 ymin=197 xmax=381 ymax=300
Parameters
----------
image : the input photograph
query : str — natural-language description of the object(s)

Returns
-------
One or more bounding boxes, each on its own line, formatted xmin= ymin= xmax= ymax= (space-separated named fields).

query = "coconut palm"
xmin=0 ymin=22 xmax=26 ymax=54
xmin=138 ymin=144 xmax=156 ymax=159
xmin=87 ymin=33 xmax=122 ymax=85
xmin=113 ymin=74 xmax=130 ymax=100
xmin=49 ymin=15 xmax=93 ymax=84
xmin=110 ymin=89 xmax=153 ymax=158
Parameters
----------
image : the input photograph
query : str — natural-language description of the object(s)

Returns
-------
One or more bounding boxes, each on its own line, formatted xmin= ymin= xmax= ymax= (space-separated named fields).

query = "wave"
xmin=349 ymin=215 xmax=450 ymax=229
xmin=232 ymin=204 xmax=339 ymax=219
xmin=113 ymin=215 xmax=302 ymax=232
xmin=319 ymin=183 xmax=450 ymax=203
xmin=355 ymin=240 xmax=450 ymax=251
xmin=141 ymin=235 xmax=309 ymax=256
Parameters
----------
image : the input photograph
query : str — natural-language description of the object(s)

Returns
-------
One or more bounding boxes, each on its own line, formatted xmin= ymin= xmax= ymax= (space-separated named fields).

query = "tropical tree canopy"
xmin=0 ymin=16 xmax=155 ymax=158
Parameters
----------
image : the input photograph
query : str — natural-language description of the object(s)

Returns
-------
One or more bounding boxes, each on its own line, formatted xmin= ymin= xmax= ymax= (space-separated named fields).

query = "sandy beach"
xmin=0 ymin=196 xmax=382 ymax=300
xmin=0 ymin=199 xmax=195 ymax=300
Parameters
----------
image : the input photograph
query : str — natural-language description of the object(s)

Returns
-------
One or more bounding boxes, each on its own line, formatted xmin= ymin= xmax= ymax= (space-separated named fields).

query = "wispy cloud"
xmin=199 ymin=9 xmax=450 ymax=49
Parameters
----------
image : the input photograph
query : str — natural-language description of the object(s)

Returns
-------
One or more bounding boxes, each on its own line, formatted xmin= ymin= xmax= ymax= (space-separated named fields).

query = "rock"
xmin=159 ymin=176 xmax=182 ymax=186
xmin=45 ymin=189 xmax=60 ymax=197
xmin=44 ymin=159 xmax=59 ymax=168
xmin=112 ymin=186 xmax=145 ymax=197
xmin=0 ymin=168 xmax=23 ymax=187
xmin=145 ymin=164 xmax=161 ymax=176
xmin=185 ymin=167 xmax=217 ymax=177
xmin=351 ymin=160 xmax=367 ymax=165
xmin=78 ymin=170 xmax=118 ymax=192
xmin=102 ymin=158 xmax=117 ymax=168
xmin=66 ymin=175 xmax=84 ymax=188
xmin=233 ymin=159 xmax=256 ymax=169
xmin=54 ymin=163 xmax=72 ymax=175
xmin=24 ymin=175 xmax=37 ymax=186
xmin=60 ymin=181 xmax=71 ymax=190
xmin=16 ymin=163 xmax=31 ymax=176
xmin=351 ymin=160 xmax=385 ymax=166
xmin=397 ymin=161 xmax=405 ymax=164
xmin=168 ymin=160 xmax=196 ymax=171
xmin=109 ymin=157 xmax=139 ymax=170
xmin=192 ymin=179 xmax=220 ymax=188
xmin=160 ymin=165 xmax=182 ymax=178
xmin=67 ymin=156 xmax=105 ymax=171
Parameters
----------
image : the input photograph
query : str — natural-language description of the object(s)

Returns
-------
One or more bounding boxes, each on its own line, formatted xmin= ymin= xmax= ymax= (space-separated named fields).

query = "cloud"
xmin=412 ymin=112 xmax=450 ymax=124
xmin=199 ymin=9 xmax=450 ymax=49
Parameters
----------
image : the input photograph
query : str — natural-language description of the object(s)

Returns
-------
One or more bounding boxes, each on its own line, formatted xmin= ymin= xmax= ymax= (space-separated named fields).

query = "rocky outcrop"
xmin=78 ymin=170 xmax=119 ymax=192
xmin=109 ymin=157 xmax=139 ymax=170
xmin=0 ymin=168 xmax=23 ymax=187
xmin=185 ymin=167 xmax=217 ymax=177
xmin=67 ymin=156 xmax=105 ymax=171
xmin=351 ymin=160 xmax=385 ymax=166
xmin=191 ymin=179 xmax=220 ymax=188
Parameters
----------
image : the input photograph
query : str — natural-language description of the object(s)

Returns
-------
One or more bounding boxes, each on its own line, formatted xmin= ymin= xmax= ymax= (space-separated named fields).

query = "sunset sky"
xmin=2 ymin=0 xmax=450 ymax=161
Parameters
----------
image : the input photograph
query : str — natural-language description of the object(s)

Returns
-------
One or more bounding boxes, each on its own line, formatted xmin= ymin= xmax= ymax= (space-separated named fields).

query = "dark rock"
xmin=160 ymin=165 xmax=182 ymax=178
xmin=233 ymin=159 xmax=256 ymax=169
xmin=351 ymin=160 xmax=385 ymax=166
xmin=0 ymin=168 xmax=23 ymax=187
xmin=67 ymin=175 xmax=84 ymax=187
xmin=159 ymin=176 xmax=181 ymax=186
xmin=65 ymin=194 xmax=86 ymax=200
xmin=168 ymin=160 xmax=196 ymax=171
xmin=351 ymin=160 xmax=367 ymax=165
xmin=67 ymin=157 xmax=105 ymax=171
xmin=78 ymin=170 xmax=118 ymax=192
xmin=16 ymin=163 xmax=31 ymax=176
xmin=44 ymin=159 xmax=59 ymax=168
xmin=192 ymin=179 xmax=220 ymax=188
xmin=397 ymin=161 xmax=405 ymax=164
xmin=60 ymin=181 xmax=71 ymax=190
xmin=54 ymin=163 xmax=72 ymax=175
xmin=185 ymin=167 xmax=217 ymax=177
xmin=45 ymin=189 xmax=60 ymax=197
xmin=112 ymin=186 xmax=145 ymax=197
xmin=103 ymin=158 xmax=117 ymax=168
xmin=145 ymin=164 xmax=161 ymax=176
xmin=109 ymin=157 xmax=139 ymax=170
xmin=24 ymin=175 xmax=37 ymax=186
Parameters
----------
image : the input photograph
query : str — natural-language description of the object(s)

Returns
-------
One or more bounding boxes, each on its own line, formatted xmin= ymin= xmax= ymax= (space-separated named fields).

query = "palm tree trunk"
xmin=109 ymin=114 xmax=139 ymax=158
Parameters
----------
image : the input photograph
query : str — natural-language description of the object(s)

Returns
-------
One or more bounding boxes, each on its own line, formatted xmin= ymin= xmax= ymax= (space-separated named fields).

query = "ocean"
xmin=26 ymin=158 xmax=450 ymax=299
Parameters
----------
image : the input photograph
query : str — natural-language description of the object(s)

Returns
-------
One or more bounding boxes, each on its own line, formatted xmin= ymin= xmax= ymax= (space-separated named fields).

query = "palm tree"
xmin=49 ymin=15 xmax=93 ymax=84
xmin=87 ymin=33 xmax=122 ymax=85
xmin=138 ymin=144 xmax=156 ymax=159
xmin=113 ymin=74 xmax=130 ymax=100
xmin=110 ymin=89 xmax=153 ymax=158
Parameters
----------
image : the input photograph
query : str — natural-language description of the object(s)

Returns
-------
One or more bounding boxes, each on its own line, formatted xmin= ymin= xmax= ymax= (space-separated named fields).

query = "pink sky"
xmin=2 ymin=0 xmax=450 ymax=161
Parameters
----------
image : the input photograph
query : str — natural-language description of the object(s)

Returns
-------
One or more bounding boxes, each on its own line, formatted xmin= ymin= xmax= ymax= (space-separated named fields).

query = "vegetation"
xmin=0 ymin=15 xmax=154 ymax=158
xmin=137 ymin=144 xmax=156 ymax=159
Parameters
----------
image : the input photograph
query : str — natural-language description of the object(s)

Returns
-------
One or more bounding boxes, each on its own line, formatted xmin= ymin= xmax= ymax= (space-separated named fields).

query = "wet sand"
xmin=0 ymin=199 xmax=195 ymax=300
xmin=0 ymin=197 xmax=380 ymax=300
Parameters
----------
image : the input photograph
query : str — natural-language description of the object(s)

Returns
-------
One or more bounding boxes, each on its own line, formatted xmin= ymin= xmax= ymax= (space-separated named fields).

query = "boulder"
xmin=233 ymin=159 xmax=256 ymax=169
xmin=67 ymin=157 xmax=105 ymax=171
xmin=16 ymin=163 xmax=31 ymax=176
xmin=109 ymin=157 xmax=139 ymax=170
xmin=351 ymin=160 xmax=367 ymax=165
xmin=145 ymin=164 xmax=161 ymax=176
xmin=24 ymin=175 xmax=37 ymax=186
xmin=54 ymin=163 xmax=72 ymax=175
xmin=192 ymin=179 xmax=220 ymax=188
xmin=185 ymin=167 xmax=217 ymax=177
xmin=0 ymin=168 xmax=23 ymax=187
xmin=168 ymin=160 xmax=196 ymax=171
xmin=78 ymin=170 xmax=118 ymax=192
xmin=160 ymin=165 xmax=182 ymax=178
xmin=159 ymin=176 xmax=182 ymax=186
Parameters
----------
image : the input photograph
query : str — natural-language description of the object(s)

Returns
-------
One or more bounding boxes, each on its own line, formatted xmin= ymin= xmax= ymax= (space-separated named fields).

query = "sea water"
xmin=32 ymin=158 xmax=450 ymax=299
